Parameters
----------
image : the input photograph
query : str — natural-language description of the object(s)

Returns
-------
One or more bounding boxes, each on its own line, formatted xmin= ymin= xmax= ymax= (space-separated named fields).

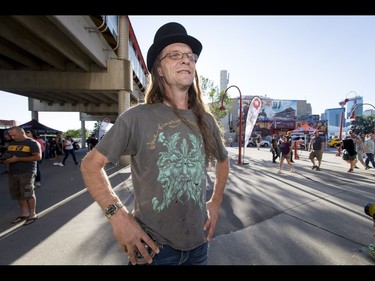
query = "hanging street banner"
xmin=244 ymin=96 xmax=262 ymax=148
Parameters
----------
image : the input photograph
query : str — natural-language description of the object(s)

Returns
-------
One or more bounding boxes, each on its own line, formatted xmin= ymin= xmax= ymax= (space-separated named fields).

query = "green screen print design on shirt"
xmin=152 ymin=132 xmax=205 ymax=213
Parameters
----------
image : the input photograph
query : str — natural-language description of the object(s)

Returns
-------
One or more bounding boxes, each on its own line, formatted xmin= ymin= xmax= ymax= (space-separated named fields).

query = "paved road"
xmin=0 ymin=146 xmax=374 ymax=265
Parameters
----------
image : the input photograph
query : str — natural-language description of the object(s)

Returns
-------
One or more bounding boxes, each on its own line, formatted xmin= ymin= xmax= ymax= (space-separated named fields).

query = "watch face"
xmin=108 ymin=205 xmax=117 ymax=213
xmin=105 ymin=203 xmax=122 ymax=218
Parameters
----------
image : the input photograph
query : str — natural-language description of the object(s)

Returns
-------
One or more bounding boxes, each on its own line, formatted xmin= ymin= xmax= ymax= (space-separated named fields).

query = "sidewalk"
xmin=0 ymin=146 xmax=374 ymax=265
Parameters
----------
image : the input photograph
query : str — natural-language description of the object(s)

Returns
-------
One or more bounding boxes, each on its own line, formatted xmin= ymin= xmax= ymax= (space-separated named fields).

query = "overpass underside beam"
xmin=0 ymin=59 xmax=132 ymax=93
xmin=0 ymin=59 xmax=135 ymax=115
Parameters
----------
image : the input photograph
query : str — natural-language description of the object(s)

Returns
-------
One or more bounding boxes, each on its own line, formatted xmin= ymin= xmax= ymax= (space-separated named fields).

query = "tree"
xmin=354 ymin=115 xmax=375 ymax=134
xmin=92 ymin=122 xmax=100 ymax=137
xmin=200 ymin=75 xmax=231 ymax=122
xmin=63 ymin=129 xmax=82 ymax=138
xmin=62 ymin=128 xmax=91 ymax=139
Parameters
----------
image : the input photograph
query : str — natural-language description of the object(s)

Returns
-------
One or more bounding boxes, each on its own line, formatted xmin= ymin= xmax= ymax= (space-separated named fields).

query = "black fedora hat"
xmin=147 ymin=22 xmax=202 ymax=72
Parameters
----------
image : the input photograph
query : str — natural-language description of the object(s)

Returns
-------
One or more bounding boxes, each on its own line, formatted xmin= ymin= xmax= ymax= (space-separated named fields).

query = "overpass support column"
xmin=118 ymin=90 xmax=131 ymax=166
xmin=81 ymin=120 xmax=86 ymax=149
xmin=118 ymin=15 xmax=131 ymax=166
xmin=31 ymin=111 xmax=38 ymax=121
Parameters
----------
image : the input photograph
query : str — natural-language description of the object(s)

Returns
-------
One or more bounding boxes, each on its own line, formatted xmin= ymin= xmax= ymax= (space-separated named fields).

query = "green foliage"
xmin=62 ymin=128 xmax=91 ymax=139
xmin=200 ymin=75 xmax=231 ymax=122
xmin=92 ymin=122 xmax=100 ymax=137
xmin=209 ymin=91 xmax=232 ymax=121
xmin=354 ymin=115 xmax=375 ymax=134
xmin=62 ymin=129 xmax=82 ymax=138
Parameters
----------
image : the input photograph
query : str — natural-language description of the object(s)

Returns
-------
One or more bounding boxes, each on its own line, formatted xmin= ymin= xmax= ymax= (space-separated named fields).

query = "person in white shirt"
xmin=61 ymin=136 xmax=78 ymax=166
xmin=364 ymin=133 xmax=375 ymax=169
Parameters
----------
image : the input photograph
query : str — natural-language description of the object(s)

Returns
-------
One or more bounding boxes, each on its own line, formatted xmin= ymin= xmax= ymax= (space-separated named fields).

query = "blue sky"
xmin=129 ymin=15 xmax=375 ymax=111
xmin=1 ymin=15 xmax=375 ymax=132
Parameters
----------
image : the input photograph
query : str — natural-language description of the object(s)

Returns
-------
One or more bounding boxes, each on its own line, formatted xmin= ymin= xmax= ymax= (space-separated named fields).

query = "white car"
xmin=259 ymin=140 xmax=270 ymax=147
xmin=247 ymin=139 xmax=270 ymax=147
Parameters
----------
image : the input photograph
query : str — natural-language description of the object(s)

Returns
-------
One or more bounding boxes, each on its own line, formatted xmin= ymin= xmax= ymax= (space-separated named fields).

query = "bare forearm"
xmin=81 ymin=150 xmax=124 ymax=210
xmin=4 ymin=153 xmax=41 ymax=164
xmin=80 ymin=149 xmax=159 ymax=265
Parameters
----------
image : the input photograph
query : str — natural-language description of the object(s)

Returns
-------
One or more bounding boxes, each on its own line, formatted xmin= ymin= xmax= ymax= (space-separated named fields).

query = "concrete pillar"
xmin=117 ymin=15 xmax=131 ymax=115
xmin=31 ymin=110 xmax=38 ymax=121
xmin=81 ymin=120 xmax=86 ymax=149
xmin=118 ymin=15 xmax=131 ymax=167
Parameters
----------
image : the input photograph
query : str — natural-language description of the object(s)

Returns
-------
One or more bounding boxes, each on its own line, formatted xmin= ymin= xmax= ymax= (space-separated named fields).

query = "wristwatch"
xmin=104 ymin=203 xmax=123 ymax=218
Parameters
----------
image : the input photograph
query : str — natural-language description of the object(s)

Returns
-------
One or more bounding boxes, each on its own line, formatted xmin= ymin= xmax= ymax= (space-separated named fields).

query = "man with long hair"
xmin=81 ymin=22 xmax=229 ymax=265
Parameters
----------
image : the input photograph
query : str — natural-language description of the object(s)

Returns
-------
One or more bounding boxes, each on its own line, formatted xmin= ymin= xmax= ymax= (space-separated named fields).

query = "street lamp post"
xmin=336 ymin=99 xmax=348 ymax=156
xmin=336 ymin=91 xmax=358 ymax=156
xmin=220 ymin=85 xmax=243 ymax=165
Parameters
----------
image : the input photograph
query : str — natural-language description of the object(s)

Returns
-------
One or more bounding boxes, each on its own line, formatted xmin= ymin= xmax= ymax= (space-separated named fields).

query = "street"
xmin=0 ymin=145 xmax=374 ymax=265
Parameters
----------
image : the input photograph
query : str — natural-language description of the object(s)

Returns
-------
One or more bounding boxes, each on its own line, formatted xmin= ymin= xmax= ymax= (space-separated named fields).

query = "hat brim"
xmin=147 ymin=35 xmax=202 ymax=72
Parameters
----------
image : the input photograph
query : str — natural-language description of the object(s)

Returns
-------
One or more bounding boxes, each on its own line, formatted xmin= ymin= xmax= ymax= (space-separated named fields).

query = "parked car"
xmin=247 ymin=138 xmax=270 ymax=147
xmin=327 ymin=138 xmax=341 ymax=147
xmin=260 ymin=140 xmax=270 ymax=147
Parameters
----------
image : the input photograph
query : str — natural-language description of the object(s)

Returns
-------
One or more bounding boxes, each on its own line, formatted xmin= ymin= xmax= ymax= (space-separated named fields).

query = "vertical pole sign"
xmin=99 ymin=116 xmax=113 ymax=141
xmin=244 ymin=96 xmax=262 ymax=149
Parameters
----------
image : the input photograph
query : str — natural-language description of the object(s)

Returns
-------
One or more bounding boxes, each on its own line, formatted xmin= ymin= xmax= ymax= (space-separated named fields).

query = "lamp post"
xmin=336 ymin=91 xmax=358 ymax=156
xmin=220 ymin=85 xmax=243 ymax=165
xmin=336 ymin=99 xmax=348 ymax=156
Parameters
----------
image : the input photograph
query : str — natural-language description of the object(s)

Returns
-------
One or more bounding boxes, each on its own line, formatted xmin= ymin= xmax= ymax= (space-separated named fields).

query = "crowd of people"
xmin=268 ymin=129 xmax=374 ymax=174
xmin=341 ymin=130 xmax=375 ymax=172
xmin=0 ymin=121 xmax=373 ymax=263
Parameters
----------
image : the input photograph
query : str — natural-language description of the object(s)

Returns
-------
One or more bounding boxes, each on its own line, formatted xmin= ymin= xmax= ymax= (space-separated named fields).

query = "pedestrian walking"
xmin=62 ymin=136 xmax=79 ymax=166
xmin=53 ymin=132 xmax=64 ymax=167
xmin=364 ymin=133 xmax=375 ymax=169
xmin=271 ymin=134 xmax=280 ymax=163
xmin=309 ymin=130 xmax=324 ymax=171
xmin=341 ymin=130 xmax=358 ymax=173
xmin=278 ymin=135 xmax=295 ymax=174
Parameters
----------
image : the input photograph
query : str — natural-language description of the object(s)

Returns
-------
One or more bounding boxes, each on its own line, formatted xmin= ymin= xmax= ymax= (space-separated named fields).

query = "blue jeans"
xmin=130 ymin=241 xmax=208 ymax=265
xmin=365 ymin=153 xmax=375 ymax=168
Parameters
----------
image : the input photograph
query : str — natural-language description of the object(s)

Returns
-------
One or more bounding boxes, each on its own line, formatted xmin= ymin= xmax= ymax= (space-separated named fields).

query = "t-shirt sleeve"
xmin=95 ymin=109 xmax=138 ymax=164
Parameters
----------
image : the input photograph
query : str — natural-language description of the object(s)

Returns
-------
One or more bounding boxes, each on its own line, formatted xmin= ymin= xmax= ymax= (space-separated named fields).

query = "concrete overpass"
xmin=0 ymin=15 xmax=148 ymax=137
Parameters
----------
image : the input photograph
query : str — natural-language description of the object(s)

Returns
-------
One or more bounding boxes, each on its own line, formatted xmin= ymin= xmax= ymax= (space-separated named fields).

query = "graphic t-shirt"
xmin=7 ymin=138 xmax=40 ymax=174
xmin=95 ymin=103 xmax=228 ymax=251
